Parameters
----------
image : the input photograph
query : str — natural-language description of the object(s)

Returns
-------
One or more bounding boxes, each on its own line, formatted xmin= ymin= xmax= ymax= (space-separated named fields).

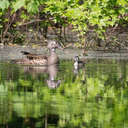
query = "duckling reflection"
xmin=23 ymin=65 xmax=61 ymax=89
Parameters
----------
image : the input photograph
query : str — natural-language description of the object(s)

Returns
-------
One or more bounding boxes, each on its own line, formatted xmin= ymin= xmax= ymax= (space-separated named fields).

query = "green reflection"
xmin=0 ymin=59 xmax=128 ymax=128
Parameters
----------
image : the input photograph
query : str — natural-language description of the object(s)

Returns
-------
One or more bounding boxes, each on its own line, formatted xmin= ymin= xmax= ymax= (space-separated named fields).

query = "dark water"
xmin=0 ymin=59 xmax=128 ymax=128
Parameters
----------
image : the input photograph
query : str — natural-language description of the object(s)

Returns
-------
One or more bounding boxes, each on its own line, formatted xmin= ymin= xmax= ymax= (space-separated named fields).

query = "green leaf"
xmin=26 ymin=0 xmax=39 ymax=13
xmin=0 ymin=0 xmax=9 ymax=10
xmin=117 ymin=0 xmax=128 ymax=6
xmin=13 ymin=0 xmax=25 ymax=11
xmin=0 ymin=25 xmax=3 ymax=28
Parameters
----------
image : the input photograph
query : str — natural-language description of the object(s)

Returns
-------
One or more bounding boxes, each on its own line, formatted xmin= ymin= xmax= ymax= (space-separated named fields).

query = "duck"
xmin=14 ymin=40 xmax=61 ymax=66
xmin=74 ymin=56 xmax=85 ymax=70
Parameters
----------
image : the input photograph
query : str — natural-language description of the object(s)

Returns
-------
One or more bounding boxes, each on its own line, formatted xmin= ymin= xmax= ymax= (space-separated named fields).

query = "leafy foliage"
xmin=0 ymin=0 xmax=128 ymax=45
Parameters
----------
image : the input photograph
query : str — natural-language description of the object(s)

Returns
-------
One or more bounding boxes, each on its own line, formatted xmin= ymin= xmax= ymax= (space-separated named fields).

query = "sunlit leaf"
xmin=13 ymin=0 xmax=25 ymax=11
xmin=0 ymin=0 xmax=9 ymax=10
xmin=27 ymin=0 xmax=39 ymax=13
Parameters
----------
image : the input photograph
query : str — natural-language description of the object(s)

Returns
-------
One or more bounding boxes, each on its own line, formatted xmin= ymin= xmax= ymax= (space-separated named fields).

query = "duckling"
xmin=74 ymin=56 xmax=85 ymax=70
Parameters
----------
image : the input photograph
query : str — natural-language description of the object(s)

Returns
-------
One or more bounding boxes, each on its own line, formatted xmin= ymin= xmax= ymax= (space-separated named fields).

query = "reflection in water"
xmin=0 ymin=59 xmax=128 ymax=127
xmin=47 ymin=65 xmax=61 ymax=89
xmin=23 ymin=66 xmax=48 ymax=74
xmin=47 ymin=79 xmax=61 ymax=88
xmin=23 ymin=64 xmax=61 ymax=89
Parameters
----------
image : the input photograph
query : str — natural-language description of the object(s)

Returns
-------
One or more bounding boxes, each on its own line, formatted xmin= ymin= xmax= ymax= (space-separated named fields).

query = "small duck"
xmin=14 ymin=40 xmax=61 ymax=66
xmin=74 ymin=56 xmax=85 ymax=70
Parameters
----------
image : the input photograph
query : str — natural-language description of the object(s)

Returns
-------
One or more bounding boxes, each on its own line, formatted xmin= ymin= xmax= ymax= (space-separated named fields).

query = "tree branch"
xmin=18 ymin=19 xmax=43 ymax=26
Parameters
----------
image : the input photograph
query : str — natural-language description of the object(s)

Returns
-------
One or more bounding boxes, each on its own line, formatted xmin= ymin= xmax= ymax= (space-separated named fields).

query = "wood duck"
xmin=14 ymin=40 xmax=61 ymax=66
xmin=74 ymin=56 xmax=85 ymax=70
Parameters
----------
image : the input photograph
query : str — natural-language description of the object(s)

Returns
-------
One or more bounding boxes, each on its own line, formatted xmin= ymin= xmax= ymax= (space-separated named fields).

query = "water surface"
xmin=0 ymin=59 xmax=128 ymax=128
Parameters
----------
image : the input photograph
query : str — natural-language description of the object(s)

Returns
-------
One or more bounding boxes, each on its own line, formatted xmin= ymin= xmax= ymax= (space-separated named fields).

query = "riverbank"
xmin=0 ymin=45 xmax=128 ymax=61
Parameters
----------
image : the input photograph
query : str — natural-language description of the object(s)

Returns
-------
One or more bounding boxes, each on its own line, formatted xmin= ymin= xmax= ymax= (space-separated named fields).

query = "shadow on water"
xmin=0 ymin=59 xmax=128 ymax=127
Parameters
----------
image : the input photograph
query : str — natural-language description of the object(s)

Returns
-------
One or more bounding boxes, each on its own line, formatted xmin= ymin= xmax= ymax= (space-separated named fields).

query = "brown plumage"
xmin=21 ymin=51 xmax=48 ymax=60
xmin=13 ymin=40 xmax=61 ymax=66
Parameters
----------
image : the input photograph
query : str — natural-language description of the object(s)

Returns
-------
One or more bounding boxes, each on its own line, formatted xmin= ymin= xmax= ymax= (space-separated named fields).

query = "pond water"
xmin=0 ymin=59 xmax=128 ymax=128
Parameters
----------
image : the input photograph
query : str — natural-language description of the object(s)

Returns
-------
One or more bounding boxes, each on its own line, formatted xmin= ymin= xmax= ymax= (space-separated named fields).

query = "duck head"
xmin=47 ymin=40 xmax=63 ymax=51
xmin=47 ymin=79 xmax=61 ymax=89
xmin=74 ymin=56 xmax=79 ymax=62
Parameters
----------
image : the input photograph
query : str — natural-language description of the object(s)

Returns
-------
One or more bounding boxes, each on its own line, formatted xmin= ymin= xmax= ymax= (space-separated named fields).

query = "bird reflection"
xmin=47 ymin=65 xmax=61 ymax=89
xmin=23 ymin=64 xmax=61 ymax=89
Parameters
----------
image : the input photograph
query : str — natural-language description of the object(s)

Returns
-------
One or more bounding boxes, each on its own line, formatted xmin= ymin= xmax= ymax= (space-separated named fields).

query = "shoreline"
xmin=0 ymin=45 xmax=128 ymax=61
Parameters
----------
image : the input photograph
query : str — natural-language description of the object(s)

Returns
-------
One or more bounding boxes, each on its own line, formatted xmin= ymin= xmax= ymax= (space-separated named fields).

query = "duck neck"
xmin=50 ymin=48 xmax=56 ymax=54
xmin=74 ymin=61 xmax=79 ymax=69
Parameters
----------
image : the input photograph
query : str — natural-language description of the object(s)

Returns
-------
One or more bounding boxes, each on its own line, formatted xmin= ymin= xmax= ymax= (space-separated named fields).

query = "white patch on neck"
xmin=74 ymin=61 xmax=78 ymax=69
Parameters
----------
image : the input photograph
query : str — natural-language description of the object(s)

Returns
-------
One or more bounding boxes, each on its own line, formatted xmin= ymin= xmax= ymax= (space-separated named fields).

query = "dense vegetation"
xmin=0 ymin=0 xmax=128 ymax=48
